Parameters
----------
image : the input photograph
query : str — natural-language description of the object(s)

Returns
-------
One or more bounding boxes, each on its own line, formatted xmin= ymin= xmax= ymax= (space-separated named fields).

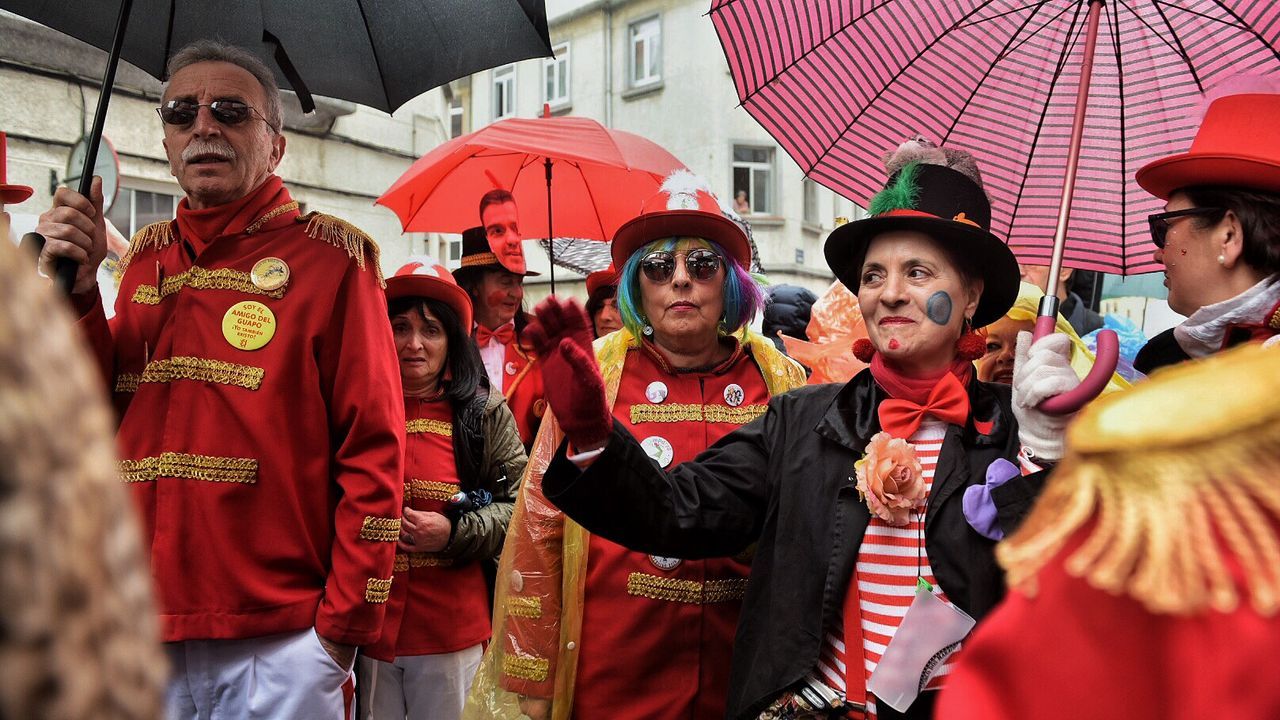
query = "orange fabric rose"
xmin=855 ymin=431 xmax=925 ymax=526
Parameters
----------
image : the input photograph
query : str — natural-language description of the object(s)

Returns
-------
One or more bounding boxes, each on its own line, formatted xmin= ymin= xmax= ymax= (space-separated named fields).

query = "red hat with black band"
xmin=824 ymin=162 xmax=1020 ymax=327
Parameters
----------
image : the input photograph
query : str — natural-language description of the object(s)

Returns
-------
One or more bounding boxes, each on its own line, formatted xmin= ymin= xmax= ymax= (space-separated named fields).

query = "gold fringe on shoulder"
xmin=300 ymin=212 xmax=385 ymax=287
xmin=116 ymin=221 xmax=175 ymax=278
xmin=999 ymin=345 xmax=1280 ymax=618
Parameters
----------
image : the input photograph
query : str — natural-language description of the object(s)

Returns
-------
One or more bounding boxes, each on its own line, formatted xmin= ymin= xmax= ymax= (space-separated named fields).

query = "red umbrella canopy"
xmin=377 ymin=116 xmax=687 ymax=240
xmin=710 ymin=0 xmax=1280 ymax=275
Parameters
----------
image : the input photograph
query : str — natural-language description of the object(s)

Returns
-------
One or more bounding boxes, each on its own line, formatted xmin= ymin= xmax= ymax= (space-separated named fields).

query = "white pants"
xmin=165 ymin=628 xmax=353 ymax=720
xmin=356 ymin=645 xmax=483 ymax=720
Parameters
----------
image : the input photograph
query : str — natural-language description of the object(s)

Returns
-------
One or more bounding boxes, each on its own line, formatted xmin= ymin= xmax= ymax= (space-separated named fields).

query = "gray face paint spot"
xmin=926 ymin=291 xmax=953 ymax=326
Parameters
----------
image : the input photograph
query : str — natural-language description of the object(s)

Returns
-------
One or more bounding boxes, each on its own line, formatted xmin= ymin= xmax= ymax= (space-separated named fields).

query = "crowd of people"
xmin=4 ymin=33 xmax=1279 ymax=720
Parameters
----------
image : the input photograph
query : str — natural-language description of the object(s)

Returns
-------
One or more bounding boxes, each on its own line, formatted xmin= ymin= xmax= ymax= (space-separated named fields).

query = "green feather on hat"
xmin=867 ymin=161 xmax=921 ymax=216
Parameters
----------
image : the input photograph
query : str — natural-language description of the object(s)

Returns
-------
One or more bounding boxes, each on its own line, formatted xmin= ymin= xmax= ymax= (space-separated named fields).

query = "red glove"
xmin=525 ymin=296 xmax=612 ymax=450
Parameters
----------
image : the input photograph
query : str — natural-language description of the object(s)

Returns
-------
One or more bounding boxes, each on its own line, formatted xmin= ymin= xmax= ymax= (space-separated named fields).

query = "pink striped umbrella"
xmin=711 ymin=0 xmax=1280 ymax=276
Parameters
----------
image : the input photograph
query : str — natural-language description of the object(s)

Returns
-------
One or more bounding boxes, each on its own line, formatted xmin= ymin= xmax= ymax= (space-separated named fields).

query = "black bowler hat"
xmin=824 ymin=162 xmax=1019 ymax=327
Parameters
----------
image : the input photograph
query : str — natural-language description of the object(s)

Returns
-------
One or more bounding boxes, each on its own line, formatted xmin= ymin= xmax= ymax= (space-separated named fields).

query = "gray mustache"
xmin=181 ymin=140 xmax=236 ymax=163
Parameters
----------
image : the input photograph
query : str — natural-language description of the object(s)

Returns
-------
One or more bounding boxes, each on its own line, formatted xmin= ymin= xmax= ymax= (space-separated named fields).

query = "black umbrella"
xmin=8 ymin=0 xmax=553 ymax=291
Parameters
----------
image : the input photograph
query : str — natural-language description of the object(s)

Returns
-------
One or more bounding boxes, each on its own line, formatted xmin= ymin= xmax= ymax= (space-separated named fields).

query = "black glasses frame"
xmin=156 ymin=100 xmax=275 ymax=132
xmin=1147 ymin=207 xmax=1224 ymax=249
xmin=639 ymin=249 xmax=723 ymax=283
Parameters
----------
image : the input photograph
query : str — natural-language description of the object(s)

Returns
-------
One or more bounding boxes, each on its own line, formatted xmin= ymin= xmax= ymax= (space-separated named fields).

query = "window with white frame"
xmin=493 ymin=64 xmax=516 ymax=120
xmin=544 ymin=43 xmax=570 ymax=108
xmin=732 ymin=145 xmax=775 ymax=215
xmin=449 ymin=94 xmax=465 ymax=138
xmin=803 ymin=178 xmax=819 ymax=225
xmin=105 ymin=187 xmax=180 ymax=241
xmin=629 ymin=16 xmax=661 ymax=87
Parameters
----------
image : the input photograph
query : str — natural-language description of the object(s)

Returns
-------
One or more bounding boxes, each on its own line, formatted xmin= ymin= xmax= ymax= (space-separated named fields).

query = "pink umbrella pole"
xmin=1034 ymin=0 xmax=1119 ymax=414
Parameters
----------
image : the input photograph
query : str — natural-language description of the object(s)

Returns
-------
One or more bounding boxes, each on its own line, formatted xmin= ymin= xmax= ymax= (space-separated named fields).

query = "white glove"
xmin=1011 ymin=331 xmax=1078 ymax=463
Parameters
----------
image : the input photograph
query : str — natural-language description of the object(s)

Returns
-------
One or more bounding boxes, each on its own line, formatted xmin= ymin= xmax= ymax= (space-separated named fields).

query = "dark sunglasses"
xmin=640 ymin=249 xmax=723 ymax=283
xmin=156 ymin=99 xmax=274 ymax=131
xmin=1147 ymin=207 xmax=1223 ymax=249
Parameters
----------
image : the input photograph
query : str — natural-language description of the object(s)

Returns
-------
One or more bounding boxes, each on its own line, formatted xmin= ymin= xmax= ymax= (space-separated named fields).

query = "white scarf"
xmin=1174 ymin=274 xmax=1280 ymax=359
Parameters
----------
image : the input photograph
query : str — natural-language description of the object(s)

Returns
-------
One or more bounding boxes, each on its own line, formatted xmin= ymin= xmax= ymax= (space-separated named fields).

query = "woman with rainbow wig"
xmin=465 ymin=172 xmax=806 ymax=720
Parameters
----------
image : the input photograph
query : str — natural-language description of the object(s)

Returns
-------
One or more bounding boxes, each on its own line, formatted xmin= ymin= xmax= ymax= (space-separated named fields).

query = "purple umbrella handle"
xmin=1032 ymin=315 xmax=1119 ymax=415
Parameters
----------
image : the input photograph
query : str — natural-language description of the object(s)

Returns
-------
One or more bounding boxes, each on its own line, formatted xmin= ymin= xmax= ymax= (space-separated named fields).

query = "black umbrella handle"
xmin=545 ymin=157 xmax=555 ymax=294
xmin=44 ymin=0 xmax=133 ymax=294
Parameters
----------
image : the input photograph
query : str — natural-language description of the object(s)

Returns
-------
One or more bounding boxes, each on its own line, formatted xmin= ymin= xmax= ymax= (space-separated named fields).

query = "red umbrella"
xmin=376 ymin=115 xmax=687 ymax=291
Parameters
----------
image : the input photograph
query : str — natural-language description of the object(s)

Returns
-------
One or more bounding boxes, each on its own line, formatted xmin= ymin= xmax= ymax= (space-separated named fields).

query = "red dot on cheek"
xmin=888 ymin=339 xmax=901 ymax=350
xmin=486 ymin=291 xmax=508 ymax=307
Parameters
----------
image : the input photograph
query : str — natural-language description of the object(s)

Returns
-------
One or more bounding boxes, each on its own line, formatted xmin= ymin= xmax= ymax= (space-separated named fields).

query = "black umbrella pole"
xmin=545 ymin=157 xmax=555 ymax=295
xmin=51 ymin=0 xmax=133 ymax=294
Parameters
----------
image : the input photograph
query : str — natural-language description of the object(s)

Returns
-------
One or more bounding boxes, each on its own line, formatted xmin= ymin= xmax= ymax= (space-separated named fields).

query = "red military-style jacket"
xmin=75 ymin=176 xmax=404 ymax=646
xmin=505 ymin=339 xmax=773 ymax=720
xmin=496 ymin=331 xmax=546 ymax=449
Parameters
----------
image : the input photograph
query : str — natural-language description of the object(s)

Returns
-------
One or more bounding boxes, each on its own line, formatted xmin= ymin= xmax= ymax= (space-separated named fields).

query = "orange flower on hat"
xmin=855 ymin=432 xmax=925 ymax=526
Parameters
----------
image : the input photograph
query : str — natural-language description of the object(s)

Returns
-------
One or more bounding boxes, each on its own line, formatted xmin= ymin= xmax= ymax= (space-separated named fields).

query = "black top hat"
xmin=824 ymin=163 xmax=1019 ymax=327
xmin=456 ymin=226 xmax=540 ymax=276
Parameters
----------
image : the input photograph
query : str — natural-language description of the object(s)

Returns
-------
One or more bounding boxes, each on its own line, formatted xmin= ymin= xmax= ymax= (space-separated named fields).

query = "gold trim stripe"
xmin=508 ymin=596 xmax=542 ymax=618
xmin=119 ymin=453 xmax=257 ymax=484
xmin=407 ymin=479 xmax=456 ymax=502
xmin=625 ymin=572 xmax=748 ymax=605
xmin=502 ymin=655 xmax=549 ymax=682
xmin=359 ymin=516 xmax=401 ymax=542
xmin=629 ymin=403 xmax=767 ymax=426
xmin=406 ymin=418 xmax=452 ymax=436
xmin=131 ymin=266 xmax=287 ymax=305
xmin=393 ymin=552 xmax=453 ymax=572
xmin=461 ymin=251 xmax=500 ymax=268
xmin=365 ymin=576 xmax=393 ymax=603
xmin=244 ymin=201 xmax=299 ymax=234
xmin=114 ymin=357 xmax=265 ymax=392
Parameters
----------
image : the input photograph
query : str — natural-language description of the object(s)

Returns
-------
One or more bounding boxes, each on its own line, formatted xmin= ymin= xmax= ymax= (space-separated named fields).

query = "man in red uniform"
xmin=454 ymin=215 xmax=545 ymax=448
xmin=35 ymin=39 xmax=403 ymax=719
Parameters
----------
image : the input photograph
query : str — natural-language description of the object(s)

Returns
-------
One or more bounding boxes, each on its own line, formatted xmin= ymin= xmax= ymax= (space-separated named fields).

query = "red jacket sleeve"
xmin=72 ymin=286 xmax=117 ymax=394
xmin=313 ymin=261 xmax=405 ymax=645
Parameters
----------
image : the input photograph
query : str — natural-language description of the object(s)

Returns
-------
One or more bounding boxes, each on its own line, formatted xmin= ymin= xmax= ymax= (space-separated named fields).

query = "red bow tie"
xmin=877 ymin=372 xmax=970 ymax=439
xmin=475 ymin=324 xmax=515 ymax=346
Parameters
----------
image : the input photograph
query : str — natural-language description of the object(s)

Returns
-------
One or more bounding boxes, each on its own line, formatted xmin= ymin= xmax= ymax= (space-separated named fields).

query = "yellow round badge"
xmin=222 ymin=301 xmax=277 ymax=351
xmin=251 ymin=256 xmax=290 ymax=291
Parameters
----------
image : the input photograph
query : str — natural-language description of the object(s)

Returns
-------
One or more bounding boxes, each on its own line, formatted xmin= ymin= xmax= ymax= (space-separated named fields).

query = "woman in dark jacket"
xmin=523 ymin=157 xmax=1066 ymax=720
xmin=358 ymin=257 xmax=528 ymax=720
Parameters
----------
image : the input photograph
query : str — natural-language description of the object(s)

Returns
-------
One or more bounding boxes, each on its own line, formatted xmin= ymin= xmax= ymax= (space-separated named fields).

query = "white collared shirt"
xmin=477 ymin=320 xmax=515 ymax=390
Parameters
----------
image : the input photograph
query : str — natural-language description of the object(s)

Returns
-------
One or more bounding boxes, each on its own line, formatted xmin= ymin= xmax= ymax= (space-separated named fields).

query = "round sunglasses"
xmin=640 ymin=249 xmax=723 ymax=283
xmin=1147 ymin=206 xmax=1223 ymax=249
xmin=156 ymin=99 xmax=275 ymax=132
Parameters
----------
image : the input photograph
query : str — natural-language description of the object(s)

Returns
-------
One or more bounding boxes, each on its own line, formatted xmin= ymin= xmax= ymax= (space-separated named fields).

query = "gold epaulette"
xmin=999 ymin=343 xmax=1280 ymax=617
xmin=298 ymin=211 xmax=386 ymax=287
xmin=115 ymin=220 xmax=175 ymax=278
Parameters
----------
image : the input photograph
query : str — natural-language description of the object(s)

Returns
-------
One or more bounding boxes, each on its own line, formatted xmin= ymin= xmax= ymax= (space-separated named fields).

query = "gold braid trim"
xmin=461 ymin=252 xmax=500 ymax=267
xmin=119 ymin=453 xmax=257 ymax=484
xmin=244 ymin=201 xmax=299 ymax=234
xmin=999 ymin=414 xmax=1280 ymax=618
xmin=629 ymin=402 xmax=767 ymax=425
xmin=358 ymin=516 xmax=401 ymax=542
xmin=393 ymin=552 xmax=453 ymax=572
xmin=114 ymin=357 xmax=264 ymax=392
xmin=116 ymin=221 xmax=174 ymax=277
xmin=131 ymin=266 xmax=286 ymax=305
xmin=406 ymin=418 xmax=452 ymax=436
xmin=407 ymin=479 xmax=457 ymax=502
xmin=502 ymin=654 xmax=550 ymax=682
xmin=625 ymin=572 xmax=747 ymax=604
xmin=301 ymin=212 xmax=385 ymax=287
xmin=365 ymin=576 xmax=393 ymax=603
xmin=507 ymin=596 xmax=542 ymax=618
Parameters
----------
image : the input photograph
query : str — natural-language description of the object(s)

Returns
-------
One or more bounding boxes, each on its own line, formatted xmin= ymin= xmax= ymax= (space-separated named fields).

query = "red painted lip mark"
xmin=879 ymin=316 xmax=914 ymax=326
xmin=888 ymin=339 xmax=901 ymax=350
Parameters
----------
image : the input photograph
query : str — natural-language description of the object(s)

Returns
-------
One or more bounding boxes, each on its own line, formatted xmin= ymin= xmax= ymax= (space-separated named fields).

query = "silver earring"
xmin=642 ymin=324 xmax=653 ymax=336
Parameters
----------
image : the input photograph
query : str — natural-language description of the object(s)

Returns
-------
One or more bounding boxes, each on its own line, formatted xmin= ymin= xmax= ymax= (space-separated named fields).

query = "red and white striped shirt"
xmin=818 ymin=421 xmax=958 ymax=718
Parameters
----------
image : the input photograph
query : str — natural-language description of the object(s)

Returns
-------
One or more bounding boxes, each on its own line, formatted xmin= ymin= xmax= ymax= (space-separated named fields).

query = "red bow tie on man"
xmin=475 ymin=323 xmax=516 ymax=346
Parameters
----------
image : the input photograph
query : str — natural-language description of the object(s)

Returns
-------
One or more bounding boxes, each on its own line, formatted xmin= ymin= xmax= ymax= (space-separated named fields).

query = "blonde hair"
xmin=0 ymin=241 xmax=166 ymax=719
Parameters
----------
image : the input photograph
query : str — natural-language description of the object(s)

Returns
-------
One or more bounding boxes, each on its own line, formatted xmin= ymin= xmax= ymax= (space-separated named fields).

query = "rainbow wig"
xmin=616 ymin=237 xmax=765 ymax=339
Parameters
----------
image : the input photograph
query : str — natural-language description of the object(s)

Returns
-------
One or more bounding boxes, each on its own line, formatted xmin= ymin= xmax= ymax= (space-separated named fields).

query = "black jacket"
xmin=542 ymin=370 xmax=1045 ymax=720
